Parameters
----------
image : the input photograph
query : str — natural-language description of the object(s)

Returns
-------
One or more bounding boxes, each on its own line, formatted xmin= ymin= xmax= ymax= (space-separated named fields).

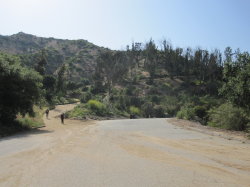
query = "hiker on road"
xmin=45 ymin=109 xmax=49 ymax=119
xmin=60 ymin=113 xmax=64 ymax=124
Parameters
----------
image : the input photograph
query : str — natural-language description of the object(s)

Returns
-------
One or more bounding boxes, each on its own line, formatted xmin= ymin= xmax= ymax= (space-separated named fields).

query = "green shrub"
xmin=87 ymin=100 xmax=106 ymax=116
xmin=162 ymin=96 xmax=180 ymax=116
xmin=142 ymin=102 xmax=154 ymax=117
xmin=151 ymin=95 xmax=161 ymax=104
xmin=68 ymin=89 xmax=82 ymax=98
xmin=81 ymin=78 xmax=90 ymax=86
xmin=82 ymin=86 xmax=88 ymax=92
xmin=176 ymin=105 xmax=196 ymax=120
xmin=132 ymin=75 xmax=140 ymax=83
xmin=13 ymin=106 xmax=45 ymax=133
xmin=129 ymin=106 xmax=141 ymax=116
xmin=58 ymin=97 xmax=67 ymax=104
xmin=17 ymin=117 xmax=43 ymax=128
xmin=114 ymin=95 xmax=127 ymax=111
xmin=199 ymin=95 xmax=222 ymax=109
xmin=125 ymin=85 xmax=139 ymax=96
xmin=138 ymin=74 xmax=146 ymax=80
xmin=208 ymin=103 xmax=248 ymax=131
xmin=129 ymin=96 xmax=142 ymax=107
xmin=80 ymin=92 xmax=92 ymax=103
xmin=193 ymin=105 xmax=207 ymax=119
xmin=66 ymin=104 xmax=89 ymax=118
xmin=165 ymin=105 xmax=179 ymax=116
xmin=178 ymin=93 xmax=199 ymax=105
xmin=153 ymin=105 xmax=165 ymax=118
xmin=148 ymin=86 xmax=160 ymax=94
xmin=158 ymin=83 xmax=173 ymax=95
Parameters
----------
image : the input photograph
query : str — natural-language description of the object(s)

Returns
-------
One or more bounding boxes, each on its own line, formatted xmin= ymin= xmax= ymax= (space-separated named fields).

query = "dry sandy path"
xmin=0 ymin=104 xmax=250 ymax=187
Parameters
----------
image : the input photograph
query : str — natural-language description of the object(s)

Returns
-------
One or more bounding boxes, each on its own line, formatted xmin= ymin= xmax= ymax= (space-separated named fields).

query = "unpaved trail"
xmin=0 ymin=104 xmax=250 ymax=187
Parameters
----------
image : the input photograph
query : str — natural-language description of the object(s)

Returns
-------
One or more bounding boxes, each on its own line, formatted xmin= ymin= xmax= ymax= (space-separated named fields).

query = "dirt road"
xmin=0 ymin=104 xmax=250 ymax=187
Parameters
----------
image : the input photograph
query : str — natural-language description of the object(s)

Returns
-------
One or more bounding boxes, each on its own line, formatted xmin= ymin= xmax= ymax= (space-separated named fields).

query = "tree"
xmin=183 ymin=47 xmax=193 ymax=78
xmin=126 ymin=42 xmax=142 ymax=80
xmin=43 ymin=75 xmax=56 ymax=91
xmin=43 ymin=75 xmax=56 ymax=102
xmin=56 ymin=64 xmax=66 ymax=93
xmin=0 ymin=53 xmax=43 ymax=125
xmin=224 ymin=47 xmax=233 ymax=63
xmin=194 ymin=49 xmax=203 ymax=81
xmin=142 ymin=102 xmax=154 ymax=118
xmin=144 ymin=39 xmax=158 ymax=82
xmin=95 ymin=51 xmax=129 ymax=95
xmin=161 ymin=40 xmax=177 ymax=79
xmin=34 ymin=49 xmax=47 ymax=76
xmin=219 ymin=52 xmax=250 ymax=110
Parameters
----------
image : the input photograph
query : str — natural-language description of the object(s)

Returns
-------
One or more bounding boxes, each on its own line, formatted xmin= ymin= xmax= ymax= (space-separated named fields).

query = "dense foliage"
xmin=0 ymin=34 xmax=249 ymax=133
xmin=87 ymin=41 xmax=249 ymax=131
xmin=208 ymin=103 xmax=248 ymax=131
xmin=219 ymin=51 xmax=250 ymax=110
xmin=0 ymin=53 xmax=43 ymax=126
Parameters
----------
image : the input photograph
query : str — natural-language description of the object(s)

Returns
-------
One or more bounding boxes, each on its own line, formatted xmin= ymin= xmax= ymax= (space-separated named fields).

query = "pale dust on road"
xmin=0 ymin=103 xmax=250 ymax=187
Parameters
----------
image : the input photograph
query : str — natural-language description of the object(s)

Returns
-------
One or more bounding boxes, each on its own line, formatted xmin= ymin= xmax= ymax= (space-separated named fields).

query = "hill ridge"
xmin=0 ymin=32 xmax=106 ymax=80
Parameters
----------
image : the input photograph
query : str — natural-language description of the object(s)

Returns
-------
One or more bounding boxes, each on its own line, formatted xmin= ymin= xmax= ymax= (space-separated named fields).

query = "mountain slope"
xmin=0 ymin=32 xmax=105 ymax=80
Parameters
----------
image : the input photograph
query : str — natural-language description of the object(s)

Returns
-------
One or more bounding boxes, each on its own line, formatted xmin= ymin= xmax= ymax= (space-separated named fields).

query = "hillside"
xmin=0 ymin=32 xmax=105 ymax=80
xmin=1 ymin=34 xmax=249 ymax=133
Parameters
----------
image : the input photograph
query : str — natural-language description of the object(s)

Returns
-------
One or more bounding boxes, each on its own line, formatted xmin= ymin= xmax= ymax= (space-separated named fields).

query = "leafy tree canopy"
xmin=220 ymin=51 xmax=250 ymax=110
xmin=0 ymin=53 xmax=43 ymax=125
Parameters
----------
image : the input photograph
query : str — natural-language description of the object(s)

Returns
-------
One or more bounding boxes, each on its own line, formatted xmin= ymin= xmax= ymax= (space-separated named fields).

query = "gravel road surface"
xmin=0 ymin=104 xmax=249 ymax=187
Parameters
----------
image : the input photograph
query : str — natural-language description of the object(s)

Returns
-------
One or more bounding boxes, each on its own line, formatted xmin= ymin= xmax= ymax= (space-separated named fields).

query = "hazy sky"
xmin=1 ymin=0 xmax=250 ymax=51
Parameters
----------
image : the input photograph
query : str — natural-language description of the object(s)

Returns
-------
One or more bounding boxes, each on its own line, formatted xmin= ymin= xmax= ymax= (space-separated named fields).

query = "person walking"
xmin=45 ymin=109 xmax=49 ymax=119
xmin=60 ymin=113 xmax=64 ymax=124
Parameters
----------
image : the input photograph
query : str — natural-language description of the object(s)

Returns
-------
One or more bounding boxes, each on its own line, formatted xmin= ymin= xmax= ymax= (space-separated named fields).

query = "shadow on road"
xmin=0 ymin=128 xmax=53 ymax=142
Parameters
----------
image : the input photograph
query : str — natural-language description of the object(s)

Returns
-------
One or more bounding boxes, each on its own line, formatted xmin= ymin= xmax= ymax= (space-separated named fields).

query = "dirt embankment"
xmin=168 ymin=118 xmax=250 ymax=143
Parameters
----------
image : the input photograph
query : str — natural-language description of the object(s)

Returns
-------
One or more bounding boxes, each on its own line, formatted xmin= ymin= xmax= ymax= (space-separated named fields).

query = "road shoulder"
xmin=167 ymin=118 xmax=250 ymax=143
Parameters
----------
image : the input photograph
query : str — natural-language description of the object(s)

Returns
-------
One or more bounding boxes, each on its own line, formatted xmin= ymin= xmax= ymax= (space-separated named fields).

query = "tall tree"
xmin=35 ymin=49 xmax=47 ymax=76
xmin=161 ymin=40 xmax=174 ymax=78
xmin=144 ymin=39 xmax=158 ymax=82
xmin=95 ymin=51 xmax=129 ymax=95
xmin=43 ymin=75 xmax=56 ymax=102
xmin=220 ymin=52 xmax=250 ymax=110
xmin=0 ymin=53 xmax=43 ymax=125
xmin=57 ymin=64 xmax=66 ymax=93
xmin=126 ymin=42 xmax=142 ymax=80
xmin=224 ymin=47 xmax=233 ymax=63
xmin=183 ymin=47 xmax=193 ymax=78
